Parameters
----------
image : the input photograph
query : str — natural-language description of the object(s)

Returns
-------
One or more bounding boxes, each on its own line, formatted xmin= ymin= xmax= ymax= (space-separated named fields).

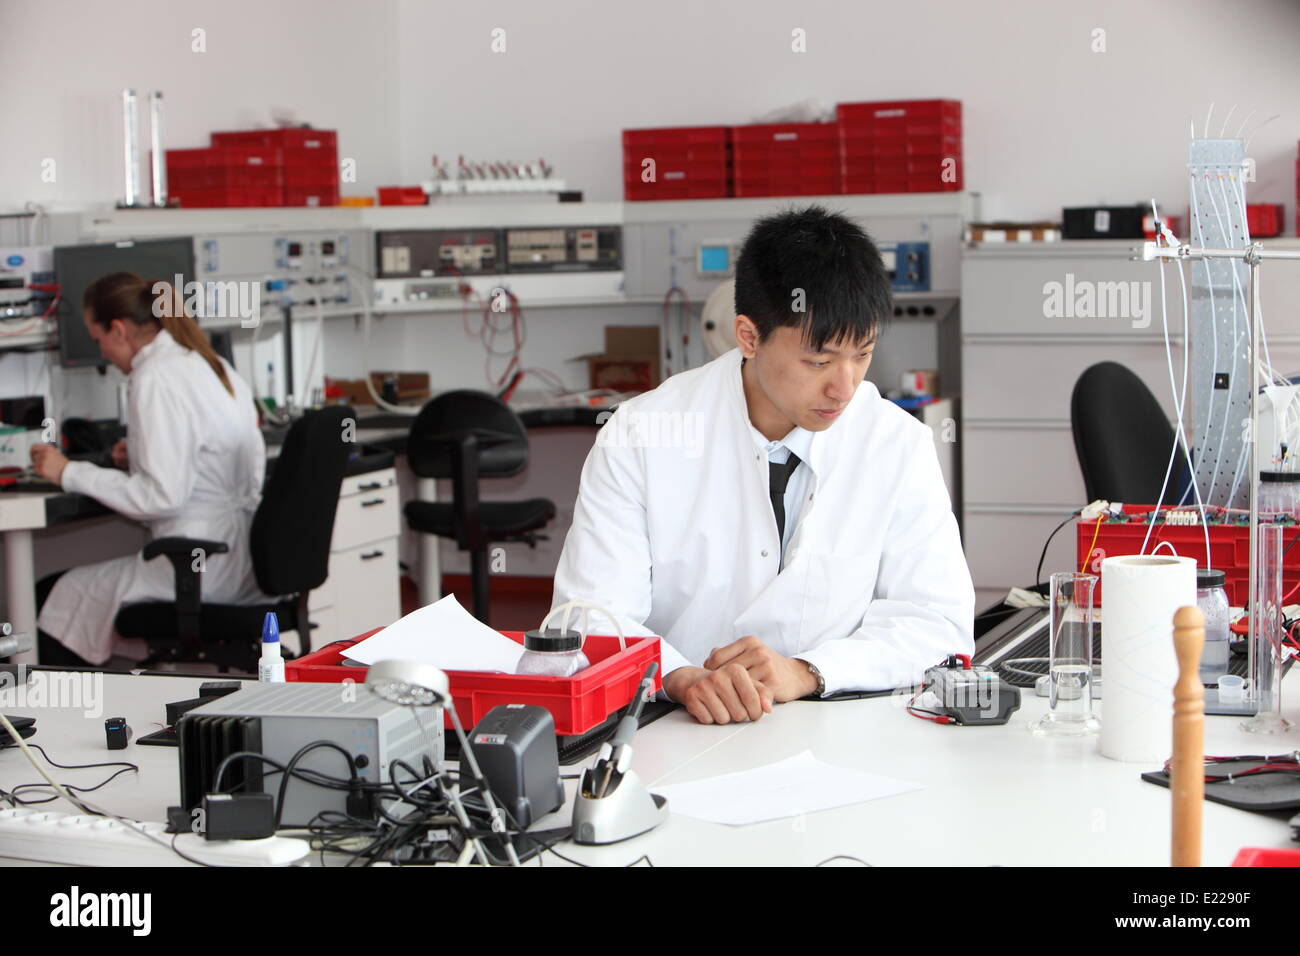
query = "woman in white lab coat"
xmin=30 ymin=273 xmax=269 ymax=666
xmin=552 ymin=206 xmax=975 ymax=724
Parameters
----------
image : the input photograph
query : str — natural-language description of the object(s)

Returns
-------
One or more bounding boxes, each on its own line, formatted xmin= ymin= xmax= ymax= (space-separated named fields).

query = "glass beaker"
xmin=1031 ymin=571 xmax=1101 ymax=737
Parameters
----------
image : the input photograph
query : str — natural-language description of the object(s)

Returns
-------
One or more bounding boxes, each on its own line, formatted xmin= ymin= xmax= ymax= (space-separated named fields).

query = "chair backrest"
xmin=1071 ymin=362 xmax=1183 ymax=504
xmin=250 ymin=405 xmax=355 ymax=596
xmin=406 ymin=390 xmax=530 ymax=479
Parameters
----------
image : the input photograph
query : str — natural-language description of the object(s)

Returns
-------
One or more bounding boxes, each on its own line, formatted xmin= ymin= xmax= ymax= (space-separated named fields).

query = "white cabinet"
xmin=305 ymin=467 xmax=401 ymax=649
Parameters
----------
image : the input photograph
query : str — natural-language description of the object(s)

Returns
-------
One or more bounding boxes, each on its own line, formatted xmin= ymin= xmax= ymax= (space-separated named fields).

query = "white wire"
xmin=1234 ymin=109 xmax=1256 ymax=140
xmin=299 ymin=275 xmax=326 ymax=405
xmin=540 ymin=599 xmax=627 ymax=652
xmin=1219 ymin=104 xmax=1236 ymax=139
xmin=1152 ymin=541 xmax=1179 ymax=557
xmin=1175 ymin=259 xmax=1213 ymax=566
xmin=1203 ymin=102 xmax=1215 ymax=139
xmin=341 ymin=264 xmax=422 ymax=416
xmin=1140 ymin=250 xmax=1209 ymax=565
xmin=0 ymin=712 xmax=88 ymax=813
xmin=1243 ymin=114 xmax=1280 ymax=155
xmin=1186 ymin=179 xmax=1224 ymax=505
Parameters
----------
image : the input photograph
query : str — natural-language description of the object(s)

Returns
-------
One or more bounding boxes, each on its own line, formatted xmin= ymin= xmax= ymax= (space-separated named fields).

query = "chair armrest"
xmin=141 ymin=537 xmax=230 ymax=655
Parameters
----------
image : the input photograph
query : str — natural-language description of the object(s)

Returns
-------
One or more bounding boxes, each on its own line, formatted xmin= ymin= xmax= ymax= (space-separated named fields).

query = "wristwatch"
xmin=801 ymin=659 xmax=826 ymax=698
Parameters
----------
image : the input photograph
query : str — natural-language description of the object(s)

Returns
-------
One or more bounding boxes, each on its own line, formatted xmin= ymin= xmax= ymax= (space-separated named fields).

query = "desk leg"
xmin=417 ymin=477 xmax=442 ymax=605
xmin=4 ymin=529 xmax=37 ymax=666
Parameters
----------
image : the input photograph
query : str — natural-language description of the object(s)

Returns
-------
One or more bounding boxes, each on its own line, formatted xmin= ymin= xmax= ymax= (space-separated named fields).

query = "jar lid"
xmin=1260 ymin=471 xmax=1300 ymax=482
xmin=524 ymin=627 xmax=582 ymax=652
xmin=1197 ymin=568 xmax=1226 ymax=588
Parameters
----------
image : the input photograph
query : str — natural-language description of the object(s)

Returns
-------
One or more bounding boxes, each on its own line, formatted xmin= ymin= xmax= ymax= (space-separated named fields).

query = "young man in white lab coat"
xmin=552 ymin=205 xmax=974 ymax=724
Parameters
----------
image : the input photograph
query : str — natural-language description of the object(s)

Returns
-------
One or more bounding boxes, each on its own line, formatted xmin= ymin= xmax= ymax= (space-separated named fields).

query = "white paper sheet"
xmin=654 ymin=750 xmax=921 ymax=826
xmin=341 ymin=594 xmax=525 ymax=673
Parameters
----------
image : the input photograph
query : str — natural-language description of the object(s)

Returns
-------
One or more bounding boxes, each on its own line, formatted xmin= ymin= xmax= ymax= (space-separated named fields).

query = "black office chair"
xmin=1071 ymin=362 xmax=1188 ymax=504
xmin=404 ymin=390 xmax=556 ymax=623
xmin=115 ymin=405 xmax=356 ymax=672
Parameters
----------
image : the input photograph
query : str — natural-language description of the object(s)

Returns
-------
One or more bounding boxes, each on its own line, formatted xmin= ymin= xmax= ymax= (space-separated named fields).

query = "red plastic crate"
xmin=283 ymin=164 xmax=340 ymax=187
xmin=623 ymin=125 xmax=732 ymax=201
xmin=1232 ymin=847 xmax=1300 ymax=866
xmin=285 ymin=630 xmax=662 ymax=737
xmin=283 ymin=185 xmax=339 ymax=207
xmin=211 ymin=128 xmax=337 ymax=153
xmin=1247 ymin=203 xmax=1284 ymax=238
xmin=1076 ymin=505 xmax=1300 ymax=606
xmin=165 ymin=145 xmax=283 ymax=168
xmin=378 ymin=186 xmax=428 ymax=206
xmin=623 ymin=125 xmax=730 ymax=148
xmin=836 ymin=99 xmax=962 ymax=134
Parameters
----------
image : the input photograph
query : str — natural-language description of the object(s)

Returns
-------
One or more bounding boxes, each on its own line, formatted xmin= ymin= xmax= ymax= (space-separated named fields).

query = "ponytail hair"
xmin=82 ymin=272 xmax=234 ymax=397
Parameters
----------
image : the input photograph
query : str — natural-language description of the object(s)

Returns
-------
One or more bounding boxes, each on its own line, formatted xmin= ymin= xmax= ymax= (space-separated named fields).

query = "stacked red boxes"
xmin=211 ymin=129 xmax=339 ymax=206
xmin=836 ymin=99 xmax=962 ymax=195
xmin=730 ymin=123 xmax=839 ymax=198
xmin=164 ymin=146 xmax=285 ymax=207
xmin=165 ymin=129 xmax=339 ymax=208
xmin=1246 ymin=203 xmax=1284 ymax=238
xmin=622 ymin=126 xmax=731 ymax=201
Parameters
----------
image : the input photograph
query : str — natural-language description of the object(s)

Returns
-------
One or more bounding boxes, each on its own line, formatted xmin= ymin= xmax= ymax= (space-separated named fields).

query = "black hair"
xmin=733 ymin=204 xmax=892 ymax=352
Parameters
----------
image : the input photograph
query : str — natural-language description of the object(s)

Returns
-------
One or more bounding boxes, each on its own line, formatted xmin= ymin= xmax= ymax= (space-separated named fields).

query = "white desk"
xmin=0 ymin=489 xmax=110 ymax=667
xmin=2 ymin=670 xmax=1298 ymax=866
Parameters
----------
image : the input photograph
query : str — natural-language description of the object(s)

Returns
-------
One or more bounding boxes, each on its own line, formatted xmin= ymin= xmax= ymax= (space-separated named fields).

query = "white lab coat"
xmin=38 ymin=330 xmax=269 ymax=664
xmin=551 ymin=347 xmax=975 ymax=695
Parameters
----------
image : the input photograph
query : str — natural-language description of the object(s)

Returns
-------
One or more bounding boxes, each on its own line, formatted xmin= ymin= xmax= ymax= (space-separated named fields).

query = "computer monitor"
xmin=52 ymin=237 xmax=196 ymax=368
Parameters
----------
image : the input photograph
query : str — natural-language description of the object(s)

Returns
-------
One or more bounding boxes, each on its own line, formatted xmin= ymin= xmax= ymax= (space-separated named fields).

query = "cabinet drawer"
xmin=308 ymin=572 xmax=336 ymax=612
xmin=332 ymin=484 xmax=400 ymax=551
xmin=330 ymin=540 xmax=401 ymax=641
xmin=340 ymin=468 xmax=397 ymax=499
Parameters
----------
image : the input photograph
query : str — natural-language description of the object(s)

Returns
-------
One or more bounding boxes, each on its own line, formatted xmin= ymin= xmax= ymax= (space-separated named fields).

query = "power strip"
xmin=0 ymin=808 xmax=311 ymax=867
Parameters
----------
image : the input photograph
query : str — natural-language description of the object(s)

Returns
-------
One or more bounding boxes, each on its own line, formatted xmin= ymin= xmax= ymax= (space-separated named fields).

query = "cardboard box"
xmin=901 ymin=369 xmax=940 ymax=398
xmin=325 ymin=372 xmax=430 ymax=409
xmin=577 ymin=326 xmax=661 ymax=392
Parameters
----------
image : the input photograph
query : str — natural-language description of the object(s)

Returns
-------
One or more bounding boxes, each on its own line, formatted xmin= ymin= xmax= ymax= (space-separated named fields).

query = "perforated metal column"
xmin=1187 ymin=139 xmax=1250 ymax=508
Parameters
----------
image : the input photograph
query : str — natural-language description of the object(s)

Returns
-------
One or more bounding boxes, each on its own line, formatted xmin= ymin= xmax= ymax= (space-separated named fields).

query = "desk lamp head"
xmin=364 ymin=659 xmax=449 ymax=708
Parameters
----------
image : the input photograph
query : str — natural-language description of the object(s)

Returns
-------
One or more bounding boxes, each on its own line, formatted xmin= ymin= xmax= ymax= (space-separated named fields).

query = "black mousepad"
xmin=1141 ymin=757 xmax=1300 ymax=812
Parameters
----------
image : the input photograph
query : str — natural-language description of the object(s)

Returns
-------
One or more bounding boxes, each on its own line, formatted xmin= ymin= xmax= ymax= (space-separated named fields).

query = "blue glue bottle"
xmin=258 ymin=612 xmax=286 ymax=683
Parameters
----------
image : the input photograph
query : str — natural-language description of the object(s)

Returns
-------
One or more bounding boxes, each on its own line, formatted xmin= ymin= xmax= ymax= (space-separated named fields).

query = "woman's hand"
xmin=111 ymin=439 xmax=129 ymax=470
xmin=30 ymin=444 xmax=70 ymax=486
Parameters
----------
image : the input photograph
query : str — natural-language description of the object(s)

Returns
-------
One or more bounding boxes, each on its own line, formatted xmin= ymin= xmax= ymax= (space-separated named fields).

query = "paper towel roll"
xmin=1100 ymin=555 xmax=1197 ymax=762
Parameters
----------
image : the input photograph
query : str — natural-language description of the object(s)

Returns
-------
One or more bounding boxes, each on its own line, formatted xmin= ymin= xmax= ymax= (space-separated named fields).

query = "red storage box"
xmin=211 ymin=128 xmax=337 ymax=154
xmin=285 ymin=631 xmax=662 ymax=737
xmin=731 ymin=123 xmax=839 ymax=197
xmin=378 ymin=186 xmax=428 ymax=206
xmin=1076 ymin=505 xmax=1300 ymax=606
xmin=1247 ymin=203 xmax=1284 ymax=238
xmin=836 ymin=99 xmax=962 ymax=132
xmin=622 ymin=125 xmax=732 ymax=201
xmin=1232 ymin=847 xmax=1300 ymax=866
xmin=283 ymin=165 xmax=339 ymax=187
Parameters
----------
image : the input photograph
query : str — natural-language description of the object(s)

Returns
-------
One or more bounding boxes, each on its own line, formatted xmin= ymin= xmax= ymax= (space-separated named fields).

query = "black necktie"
xmin=769 ymin=451 xmax=802 ymax=546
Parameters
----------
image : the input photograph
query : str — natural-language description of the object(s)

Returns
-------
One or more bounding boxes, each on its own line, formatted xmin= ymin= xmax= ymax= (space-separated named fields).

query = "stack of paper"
xmin=654 ymin=750 xmax=921 ymax=826
xmin=342 ymin=594 xmax=526 ymax=673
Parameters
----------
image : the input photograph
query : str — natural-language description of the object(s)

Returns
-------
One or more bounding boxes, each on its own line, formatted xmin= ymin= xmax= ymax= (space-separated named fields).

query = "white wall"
xmin=0 ymin=0 xmax=402 ymax=211
xmin=396 ymin=0 xmax=1300 ymax=224
xmin=6 ymin=0 xmax=1298 ymax=222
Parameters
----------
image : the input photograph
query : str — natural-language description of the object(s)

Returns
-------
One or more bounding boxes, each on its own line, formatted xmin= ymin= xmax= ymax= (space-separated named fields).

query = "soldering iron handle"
xmin=611 ymin=662 xmax=659 ymax=749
